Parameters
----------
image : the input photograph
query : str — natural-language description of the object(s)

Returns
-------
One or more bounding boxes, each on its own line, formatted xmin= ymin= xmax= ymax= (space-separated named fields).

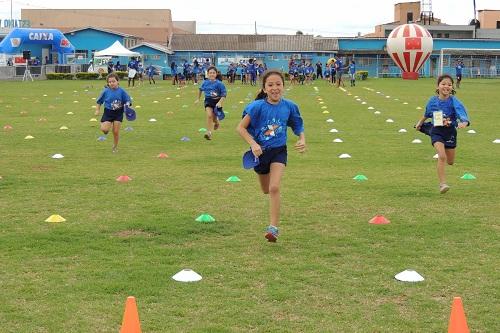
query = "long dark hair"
xmin=255 ymin=69 xmax=285 ymax=100
xmin=435 ymin=74 xmax=456 ymax=95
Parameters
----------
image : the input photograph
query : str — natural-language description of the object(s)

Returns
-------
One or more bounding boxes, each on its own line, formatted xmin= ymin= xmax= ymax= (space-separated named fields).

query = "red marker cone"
xmin=157 ymin=153 xmax=169 ymax=159
xmin=369 ymin=215 xmax=390 ymax=224
xmin=448 ymin=297 xmax=469 ymax=333
xmin=116 ymin=175 xmax=132 ymax=182
xmin=119 ymin=296 xmax=142 ymax=333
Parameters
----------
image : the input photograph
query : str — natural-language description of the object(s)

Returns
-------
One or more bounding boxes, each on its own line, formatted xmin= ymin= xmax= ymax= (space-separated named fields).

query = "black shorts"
xmin=456 ymin=75 xmax=462 ymax=81
xmin=204 ymin=98 xmax=220 ymax=109
xmin=254 ymin=146 xmax=287 ymax=175
xmin=430 ymin=126 xmax=457 ymax=149
xmin=101 ymin=108 xmax=124 ymax=123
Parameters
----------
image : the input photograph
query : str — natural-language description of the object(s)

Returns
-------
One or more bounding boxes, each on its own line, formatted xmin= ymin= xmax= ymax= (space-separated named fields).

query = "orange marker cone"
xmin=120 ymin=296 xmax=142 ymax=333
xmin=448 ymin=297 xmax=469 ymax=333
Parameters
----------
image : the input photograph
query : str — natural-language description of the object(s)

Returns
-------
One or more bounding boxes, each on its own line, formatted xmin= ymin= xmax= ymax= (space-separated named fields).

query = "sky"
xmin=1 ymin=0 xmax=499 ymax=37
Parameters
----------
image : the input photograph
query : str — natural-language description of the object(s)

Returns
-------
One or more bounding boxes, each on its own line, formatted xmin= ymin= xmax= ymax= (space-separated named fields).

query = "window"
xmin=74 ymin=49 xmax=88 ymax=59
xmin=436 ymin=33 xmax=442 ymax=38
xmin=497 ymin=21 xmax=500 ymax=29
xmin=444 ymin=33 xmax=450 ymax=38
xmin=407 ymin=12 xmax=413 ymax=23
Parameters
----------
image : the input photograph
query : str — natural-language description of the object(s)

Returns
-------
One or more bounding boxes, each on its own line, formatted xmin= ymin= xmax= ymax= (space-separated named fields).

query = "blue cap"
xmin=417 ymin=122 xmax=432 ymax=136
xmin=242 ymin=149 xmax=259 ymax=169
xmin=125 ymin=105 xmax=136 ymax=121
xmin=214 ymin=106 xmax=225 ymax=121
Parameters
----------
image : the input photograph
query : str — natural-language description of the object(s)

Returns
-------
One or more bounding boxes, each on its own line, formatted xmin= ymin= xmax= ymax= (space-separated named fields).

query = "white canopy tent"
xmin=94 ymin=40 xmax=140 ymax=57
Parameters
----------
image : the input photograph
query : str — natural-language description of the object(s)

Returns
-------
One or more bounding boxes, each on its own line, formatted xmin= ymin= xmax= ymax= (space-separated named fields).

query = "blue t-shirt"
xmin=424 ymin=95 xmax=469 ymax=127
xmin=242 ymin=98 xmax=304 ymax=149
xmin=199 ymin=79 xmax=227 ymax=99
xmin=96 ymin=87 xmax=131 ymax=110
xmin=455 ymin=64 xmax=463 ymax=75
xmin=128 ymin=60 xmax=138 ymax=70
xmin=146 ymin=66 xmax=155 ymax=76
xmin=349 ymin=63 xmax=356 ymax=74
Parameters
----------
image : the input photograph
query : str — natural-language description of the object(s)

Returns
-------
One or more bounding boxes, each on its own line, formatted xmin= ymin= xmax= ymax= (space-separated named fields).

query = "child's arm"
xmin=295 ymin=132 xmax=306 ymax=153
xmin=452 ymin=97 xmax=470 ymax=128
xmin=195 ymin=88 xmax=202 ymax=103
xmin=216 ymin=96 xmax=225 ymax=108
xmin=95 ymin=103 xmax=101 ymax=116
xmin=236 ymin=115 xmax=262 ymax=157
xmin=415 ymin=116 xmax=429 ymax=130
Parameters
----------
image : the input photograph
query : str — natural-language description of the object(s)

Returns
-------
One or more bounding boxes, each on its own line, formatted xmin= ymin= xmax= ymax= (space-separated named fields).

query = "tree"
xmin=296 ymin=30 xmax=303 ymax=35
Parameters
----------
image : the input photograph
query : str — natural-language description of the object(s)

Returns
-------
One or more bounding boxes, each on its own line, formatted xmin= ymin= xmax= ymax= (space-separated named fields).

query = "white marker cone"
xmin=339 ymin=153 xmax=351 ymax=159
xmin=412 ymin=139 xmax=422 ymax=144
xmin=172 ymin=269 xmax=202 ymax=282
xmin=394 ymin=269 xmax=424 ymax=282
xmin=51 ymin=153 xmax=64 ymax=159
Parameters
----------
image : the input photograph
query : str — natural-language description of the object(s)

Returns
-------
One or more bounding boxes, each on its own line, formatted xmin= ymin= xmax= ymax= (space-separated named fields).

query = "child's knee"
xmin=447 ymin=160 xmax=454 ymax=166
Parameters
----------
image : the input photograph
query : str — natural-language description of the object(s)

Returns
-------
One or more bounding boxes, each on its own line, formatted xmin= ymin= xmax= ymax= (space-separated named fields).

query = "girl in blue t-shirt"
xmin=415 ymin=74 xmax=470 ymax=194
xmin=95 ymin=73 xmax=132 ymax=153
xmin=236 ymin=69 xmax=306 ymax=242
xmin=195 ymin=66 xmax=227 ymax=140
xmin=348 ymin=60 xmax=356 ymax=87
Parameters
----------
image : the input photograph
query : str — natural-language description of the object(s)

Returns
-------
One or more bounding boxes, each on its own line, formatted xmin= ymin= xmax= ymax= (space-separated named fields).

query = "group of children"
xmin=95 ymin=65 xmax=469 ymax=243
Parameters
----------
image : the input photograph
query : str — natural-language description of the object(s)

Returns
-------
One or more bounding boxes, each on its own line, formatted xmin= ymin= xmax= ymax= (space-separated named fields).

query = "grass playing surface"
xmin=1 ymin=77 xmax=499 ymax=332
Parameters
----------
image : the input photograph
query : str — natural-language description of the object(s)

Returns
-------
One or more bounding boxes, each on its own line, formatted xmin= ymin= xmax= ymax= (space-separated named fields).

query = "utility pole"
xmin=255 ymin=21 xmax=257 ymax=35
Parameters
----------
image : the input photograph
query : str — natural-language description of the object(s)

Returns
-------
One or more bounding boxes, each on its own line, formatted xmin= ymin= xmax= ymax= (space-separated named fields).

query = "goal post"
xmin=438 ymin=48 xmax=500 ymax=78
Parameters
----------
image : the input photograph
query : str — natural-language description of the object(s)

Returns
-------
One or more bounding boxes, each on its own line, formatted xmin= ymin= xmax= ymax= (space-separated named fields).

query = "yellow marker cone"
xmin=45 ymin=214 xmax=66 ymax=223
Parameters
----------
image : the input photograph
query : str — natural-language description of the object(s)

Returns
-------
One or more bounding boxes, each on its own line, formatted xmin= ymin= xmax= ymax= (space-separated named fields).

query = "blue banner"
xmin=0 ymin=28 xmax=75 ymax=55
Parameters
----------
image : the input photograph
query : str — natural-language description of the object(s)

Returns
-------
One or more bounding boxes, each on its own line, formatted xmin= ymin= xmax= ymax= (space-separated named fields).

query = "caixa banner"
xmin=0 ymin=28 xmax=75 ymax=55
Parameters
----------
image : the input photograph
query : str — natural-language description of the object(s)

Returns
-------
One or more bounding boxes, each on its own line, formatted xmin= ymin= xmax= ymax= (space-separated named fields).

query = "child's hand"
xmin=251 ymin=143 xmax=263 ymax=157
xmin=94 ymin=110 xmax=100 ymax=116
xmin=194 ymin=98 xmax=200 ymax=104
xmin=216 ymin=102 xmax=222 ymax=108
xmin=295 ymin=139 xmax=306 ymax=153
xmin=457 ymin=121 xmax=468 ymax=129
xmin=415 ymin=121 xmax=423 ymax=130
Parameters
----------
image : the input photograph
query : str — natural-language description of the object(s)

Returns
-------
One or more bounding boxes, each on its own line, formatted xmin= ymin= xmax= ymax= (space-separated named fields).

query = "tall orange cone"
xmin=448 ymin=297 xmax=469 ymax=333
xmin=120 ymin=296 xmax=142 ymax=333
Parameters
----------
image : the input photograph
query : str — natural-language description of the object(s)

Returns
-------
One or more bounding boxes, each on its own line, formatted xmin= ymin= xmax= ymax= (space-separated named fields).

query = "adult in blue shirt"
xmin=127 ymin=58 xmax=139 ymax=87
xmin=195 ymin=66 xmax=227 ymax=140
xmin=236 ymin=69 xmax=306 ymax=243
xmin=95 ymin=73 xmax=132 ymax=153
xmin=415 ymin=74 xmax=470 ymax=194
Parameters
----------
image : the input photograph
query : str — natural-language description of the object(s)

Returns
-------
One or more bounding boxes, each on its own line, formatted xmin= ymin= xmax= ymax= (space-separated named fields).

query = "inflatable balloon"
xmin=386 ymin=24 xmax=433 ymax=80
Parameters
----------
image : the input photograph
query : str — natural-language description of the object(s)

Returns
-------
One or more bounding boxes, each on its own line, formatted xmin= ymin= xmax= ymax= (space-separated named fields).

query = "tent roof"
xmin=94 ymin=40 xmax=140 ymax=57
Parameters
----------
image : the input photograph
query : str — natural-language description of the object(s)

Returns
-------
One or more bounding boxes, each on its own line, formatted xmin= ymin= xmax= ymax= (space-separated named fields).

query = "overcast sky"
xmin=1 ymin=0 xmax=499 ymax=36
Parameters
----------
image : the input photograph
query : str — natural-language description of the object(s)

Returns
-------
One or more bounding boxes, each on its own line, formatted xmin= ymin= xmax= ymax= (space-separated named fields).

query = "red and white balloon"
xmin=386 ymin=24 xmax=433 ymax=80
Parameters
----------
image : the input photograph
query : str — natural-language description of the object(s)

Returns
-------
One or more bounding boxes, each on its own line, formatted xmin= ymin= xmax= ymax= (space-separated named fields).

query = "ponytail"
xmin=255 ymin=89 xmax=267 ymax=100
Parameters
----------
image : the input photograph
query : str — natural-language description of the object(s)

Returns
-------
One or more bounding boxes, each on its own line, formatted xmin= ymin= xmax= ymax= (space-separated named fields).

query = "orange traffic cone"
xmin=120 ymin=296 xmax=142 ymax=333
xmin=448 ymin=297 xmax=469 ymax=333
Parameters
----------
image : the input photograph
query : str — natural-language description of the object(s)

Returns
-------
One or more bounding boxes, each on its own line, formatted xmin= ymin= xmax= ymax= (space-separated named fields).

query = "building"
xmin=169 ymin=34 xmax=338 ymax=74
xmin=21 ymin=9 xmax=194 ymax=45
xmin=367 ymin=1 xmax=500 ymax=39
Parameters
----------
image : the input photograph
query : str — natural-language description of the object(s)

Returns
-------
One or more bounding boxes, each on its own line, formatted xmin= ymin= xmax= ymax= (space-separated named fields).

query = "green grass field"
xmin=1 ymin=77 xmax=499 ymax=332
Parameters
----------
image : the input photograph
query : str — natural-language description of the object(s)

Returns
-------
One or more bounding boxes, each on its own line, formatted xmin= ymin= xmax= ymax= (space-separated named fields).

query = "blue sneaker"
xmin=265 ymin=225 xmax=279 ymax=242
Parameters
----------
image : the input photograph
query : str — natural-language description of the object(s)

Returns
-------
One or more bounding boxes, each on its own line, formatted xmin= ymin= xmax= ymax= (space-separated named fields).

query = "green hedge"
xmin=46 ymin=73 xmax=74 ymax=80
xmin=113 ymin=71 xmax=128 ymax=80
xmin=355 ymin=70 xmax=368 ymax=80
xmin=75 ymin=72 xmax=100 ymax=80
